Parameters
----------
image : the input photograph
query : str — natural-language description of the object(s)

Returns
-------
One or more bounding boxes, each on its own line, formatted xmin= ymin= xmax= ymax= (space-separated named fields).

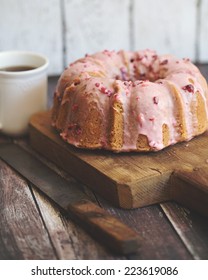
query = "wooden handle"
xmin=66 ymin=199 xmax=141 ymax=254
xmin=170 ymin=167 xmax=208 ymax=217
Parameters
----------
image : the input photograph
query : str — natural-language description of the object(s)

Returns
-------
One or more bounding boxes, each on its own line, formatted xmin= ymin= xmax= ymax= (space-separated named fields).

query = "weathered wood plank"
xmin=32 ymin=187 xmax=124 ymax=259
xmin=0 ymin=135 xmax=12 ymax=144
xmin=63 ymin=0 xmax=131 ymax=65
xmin=161 ymin=202 xmax=208 ymax=259
xmin=0 ymin=0 xmax=63 ymax=75
xmin=14 ymin=139 xmax=125 ymax=259
xmin=170 ymin=168 xmax=208 ymax=218
xmin=199 ymin=0 xmax=208 ymax=62
xmin=0 ymin=159 xmax=56 ymax=259
xmin=133 ymin=0 xmax=197 ymax=60
xmin=97 ymin=197 xmax=192 ymax=260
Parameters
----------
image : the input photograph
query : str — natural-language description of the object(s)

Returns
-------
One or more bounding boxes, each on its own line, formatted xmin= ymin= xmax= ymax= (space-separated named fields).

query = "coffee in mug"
xmin=0 ymin=51 xmax=49 ymax=136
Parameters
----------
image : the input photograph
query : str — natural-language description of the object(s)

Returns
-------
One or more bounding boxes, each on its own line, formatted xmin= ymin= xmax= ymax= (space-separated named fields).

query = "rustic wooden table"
xmin=1 ymin=67 xmax=208 ymax=260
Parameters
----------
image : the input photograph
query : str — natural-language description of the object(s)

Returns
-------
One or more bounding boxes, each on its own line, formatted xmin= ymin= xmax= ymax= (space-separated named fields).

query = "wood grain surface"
xmin=0 ymin=159 xmax=56 ymax=259
xmin=170 ymin=168 xmax=208 ymax=217
xmin=0 ymin=143 xmax=142 ymax=255
xmin=161 ymin=202 xmax=208 ymax=260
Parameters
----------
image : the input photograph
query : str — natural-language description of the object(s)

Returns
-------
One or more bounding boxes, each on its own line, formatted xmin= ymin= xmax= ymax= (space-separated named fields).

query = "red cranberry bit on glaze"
xmin=141 ymin=80 xmax=149 ymax=87
xmin=68 ymin=124 xmax=74 ymax=130
xmin=149 ymin=118 xmax=155 ymax=122
xmin=103 ymin=50 xmax=112 ymax=57
xmin=99 ymin=86 xmax=113 ymax=97
xmin=95 ymin=82 xmax=100 ymax=87
xmin=68 ymin=124 xmax=82 ymax=135
xmin=153 ymin=96 xmax=159 ymax=104
xmin=124 ymin=81 xmax=130 ymax=86
xmin=60 ymin=132 xmax=68 ymax=141
xmin=182 ymin=84 xmax=194 ymax=93
xmin=72 ymin=104 xmax=78 ymax=111
xmin=100 ymin=86 xmax=107 ymax=94
xmin=107 ymin=89 xmax=113 ymax=97
xmin=75 ymin=124 xmax=82 ymax=135
xmin=137 ymin=80 xmax=144 ymax=85
xmin=183 ymin=58 xmax=190 ymax=62
xmin=160 ymin=59 xmax=168 ymax=65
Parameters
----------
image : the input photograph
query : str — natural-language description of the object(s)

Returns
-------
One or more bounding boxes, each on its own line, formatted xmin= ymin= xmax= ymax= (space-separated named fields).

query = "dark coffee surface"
xmin=0 ymin=65 xmax=36 ymax=72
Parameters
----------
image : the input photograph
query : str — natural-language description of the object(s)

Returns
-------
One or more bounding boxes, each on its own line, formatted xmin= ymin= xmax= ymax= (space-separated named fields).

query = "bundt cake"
xmin=52 ymin=49 xmax=208 ymax=152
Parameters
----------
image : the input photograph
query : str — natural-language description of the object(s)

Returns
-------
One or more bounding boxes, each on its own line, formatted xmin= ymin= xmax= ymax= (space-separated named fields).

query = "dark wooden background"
xmin=0 ymin=66 xmax=208 ymax=260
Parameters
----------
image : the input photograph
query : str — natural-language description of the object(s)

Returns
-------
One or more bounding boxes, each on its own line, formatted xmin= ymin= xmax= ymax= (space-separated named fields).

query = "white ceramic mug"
xmin=0 ymin=51 xmax=49 ymax=136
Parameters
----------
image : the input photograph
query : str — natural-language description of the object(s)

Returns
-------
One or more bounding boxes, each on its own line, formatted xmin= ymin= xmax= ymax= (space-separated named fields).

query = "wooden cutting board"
xmin=29 ymin=111 xmax=208 ymax=216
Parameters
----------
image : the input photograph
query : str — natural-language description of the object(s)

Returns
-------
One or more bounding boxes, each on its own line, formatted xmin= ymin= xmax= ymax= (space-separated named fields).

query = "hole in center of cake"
xmin=116 ymin=66 xmax=162 ymax=83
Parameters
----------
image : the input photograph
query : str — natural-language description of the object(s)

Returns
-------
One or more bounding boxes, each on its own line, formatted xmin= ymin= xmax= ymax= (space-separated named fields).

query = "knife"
xmin=0 ymin=143 xmax=141 ymax=254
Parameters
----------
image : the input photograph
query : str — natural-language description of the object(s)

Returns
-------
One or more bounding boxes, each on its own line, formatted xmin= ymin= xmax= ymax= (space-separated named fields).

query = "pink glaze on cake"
xmin=52 ymin=49 xmax=208 ymax=152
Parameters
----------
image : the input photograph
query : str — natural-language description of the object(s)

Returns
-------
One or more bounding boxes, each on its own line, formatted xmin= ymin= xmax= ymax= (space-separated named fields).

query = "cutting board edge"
xmin=29 ymin=116 xmax=173 ymax=209
xmin=29 ymin=121 xmax=135 ymax=208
